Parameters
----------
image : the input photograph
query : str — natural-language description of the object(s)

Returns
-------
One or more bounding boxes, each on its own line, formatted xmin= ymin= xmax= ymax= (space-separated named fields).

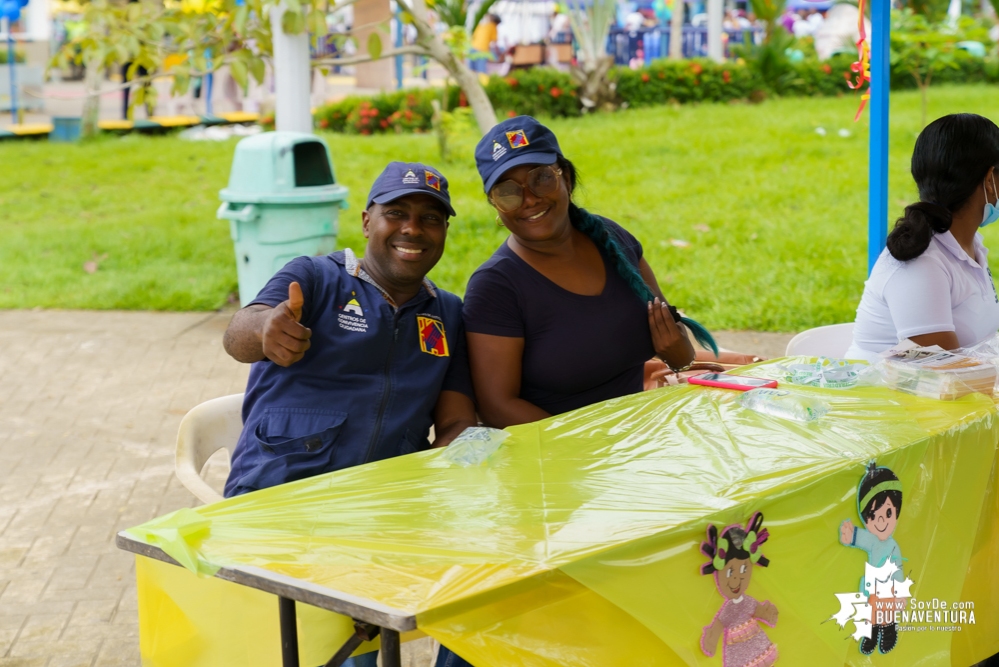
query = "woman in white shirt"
xmin=847 ymin=113 xmax=999 ymax=363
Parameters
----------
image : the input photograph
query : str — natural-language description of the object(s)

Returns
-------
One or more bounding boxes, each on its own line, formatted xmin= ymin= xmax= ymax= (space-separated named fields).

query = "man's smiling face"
xmin=864 ymin=497 xmax=899 ymax=542
xmin=716 ymin=557 xmax=753 ymax=600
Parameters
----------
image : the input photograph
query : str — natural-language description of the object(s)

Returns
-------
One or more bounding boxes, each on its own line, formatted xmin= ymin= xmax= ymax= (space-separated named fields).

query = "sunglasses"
xmin=489 ymin=165 xmax=563 ymax=213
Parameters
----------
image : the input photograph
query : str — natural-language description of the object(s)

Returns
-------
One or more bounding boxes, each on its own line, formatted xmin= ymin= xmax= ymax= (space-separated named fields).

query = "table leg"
xmin=278 ymin=596 xmax=300 ymax=667
xmin=380 ymin=628 xmax=401 ymax=667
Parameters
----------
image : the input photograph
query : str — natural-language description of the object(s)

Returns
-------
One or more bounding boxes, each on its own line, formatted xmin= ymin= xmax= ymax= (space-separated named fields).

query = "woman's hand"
xmin=648 ymin=297 xmax=695 ymax=371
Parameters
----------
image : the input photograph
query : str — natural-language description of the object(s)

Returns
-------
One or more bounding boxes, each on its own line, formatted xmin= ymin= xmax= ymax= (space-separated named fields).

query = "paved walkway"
xmin=0 ymin=309 xmax=791 ymax=667
xmin=0 ymin=310 xmax=248 ymax=667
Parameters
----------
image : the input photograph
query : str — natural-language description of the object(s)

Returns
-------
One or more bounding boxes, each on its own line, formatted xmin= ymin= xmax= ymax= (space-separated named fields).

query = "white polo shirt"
xmin=846 ymin=231 xmax=999 ymax=363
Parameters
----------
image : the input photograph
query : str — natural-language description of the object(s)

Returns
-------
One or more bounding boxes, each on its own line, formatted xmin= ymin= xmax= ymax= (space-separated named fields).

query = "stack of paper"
xmin=880 ymin=348 xmax=997 ymax=400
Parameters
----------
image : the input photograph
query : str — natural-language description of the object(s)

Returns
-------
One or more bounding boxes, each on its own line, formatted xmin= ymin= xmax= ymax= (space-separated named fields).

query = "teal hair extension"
xmin=568 ymin=203 xmax=718 ymax=356
xmin=679 ymin=316 xmax=719 ymax=356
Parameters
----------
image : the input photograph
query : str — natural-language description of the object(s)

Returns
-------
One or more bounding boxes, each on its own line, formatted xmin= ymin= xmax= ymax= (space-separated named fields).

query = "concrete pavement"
xmin=0 ymin=308 xmax=791 ymax=666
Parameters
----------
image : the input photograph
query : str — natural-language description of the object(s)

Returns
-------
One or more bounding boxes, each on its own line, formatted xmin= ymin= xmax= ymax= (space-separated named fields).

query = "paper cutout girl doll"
xmin=700 ymin=511 xmax=779 ymax=666
xmin=839 ymin=461 xmax=904 ymax=655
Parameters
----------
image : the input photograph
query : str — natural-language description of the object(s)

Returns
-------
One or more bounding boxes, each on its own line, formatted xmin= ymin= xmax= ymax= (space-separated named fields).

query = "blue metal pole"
xmin=394 ymin=11 xmax=403 ymax=90
xmin=205 ymin=50 xmax=214 ymax=117
xmin=7 ymin=29 xmax=18 ymax=124
xmin=868 ymin=0 xmax=891 ymax=273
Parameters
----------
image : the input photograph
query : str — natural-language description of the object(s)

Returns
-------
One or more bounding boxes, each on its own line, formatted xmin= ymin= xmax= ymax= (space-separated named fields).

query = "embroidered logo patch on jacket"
xmin=417 ymin=316 xmax=449 ymax=357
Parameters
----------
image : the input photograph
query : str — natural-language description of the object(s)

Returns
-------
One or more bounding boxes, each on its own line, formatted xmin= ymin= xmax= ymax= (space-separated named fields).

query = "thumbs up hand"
xmin=262 ymin=281 xmax=312 ymax=367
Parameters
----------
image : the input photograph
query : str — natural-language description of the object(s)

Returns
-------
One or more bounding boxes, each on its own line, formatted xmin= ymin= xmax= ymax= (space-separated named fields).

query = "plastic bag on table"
xmin=874 ymin=342 xmax=998 ymax=400
xmin=776 ymin=356 xmax=876 ymax=389
xmin=441 ymin=427 xmax=511 ymax=467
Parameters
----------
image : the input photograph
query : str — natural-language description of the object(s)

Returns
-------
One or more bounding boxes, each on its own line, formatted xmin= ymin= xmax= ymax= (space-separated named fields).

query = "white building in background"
xmin=24 ymin=0 xmax=52 ymax=43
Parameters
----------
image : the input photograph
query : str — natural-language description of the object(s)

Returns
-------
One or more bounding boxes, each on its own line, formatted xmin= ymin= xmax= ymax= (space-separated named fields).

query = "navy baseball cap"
xmin=475 ymin=116 xmax=563 ymax=193
xmin=366 ymin=162 xmax=455 ymax=217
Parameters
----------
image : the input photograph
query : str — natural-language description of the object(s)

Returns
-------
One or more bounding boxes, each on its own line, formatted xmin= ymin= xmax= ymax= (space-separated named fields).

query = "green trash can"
xmin=218 ymin=131 xmax=349 ymax=305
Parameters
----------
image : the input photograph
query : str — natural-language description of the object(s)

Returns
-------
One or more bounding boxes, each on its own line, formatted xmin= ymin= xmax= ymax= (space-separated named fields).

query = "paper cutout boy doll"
xmin=839 ymin=461 xmax=904 ymax=655
xmin=700 ymin=511 xmax=779 ymax=666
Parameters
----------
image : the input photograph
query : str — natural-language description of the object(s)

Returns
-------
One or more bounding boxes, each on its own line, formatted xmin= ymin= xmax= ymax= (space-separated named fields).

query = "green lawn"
xmin=3 ymin=84 xmax=999 ymax=330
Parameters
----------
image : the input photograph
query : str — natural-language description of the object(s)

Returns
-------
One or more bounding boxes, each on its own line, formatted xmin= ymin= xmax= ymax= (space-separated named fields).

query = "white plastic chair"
xmin=784 ymin=323 xmax=855 ymax=358
xmin=175 ymin=393 xmax=245 ymax=504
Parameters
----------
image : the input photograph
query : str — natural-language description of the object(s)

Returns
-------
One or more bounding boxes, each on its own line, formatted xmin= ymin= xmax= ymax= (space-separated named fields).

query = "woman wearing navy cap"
xmin=434 ymin=119 xmax=747 ymax=666
xmin=461 ymin=115 xmax=749 ymax=429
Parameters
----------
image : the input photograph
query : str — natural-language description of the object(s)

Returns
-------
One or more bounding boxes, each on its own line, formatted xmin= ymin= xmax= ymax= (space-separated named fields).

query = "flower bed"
xmin=312 ymin=50 xmax=999 ymax=134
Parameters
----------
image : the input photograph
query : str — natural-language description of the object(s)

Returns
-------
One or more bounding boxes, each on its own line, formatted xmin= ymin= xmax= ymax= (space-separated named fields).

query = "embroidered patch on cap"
xmin=492 ymin=140 xmax=508 ymax=161
xmin=506 ymin=130 xmax=529 ymax=149
xmin=402 ymin=169 xmax=420 ymax=185
xmin=417 ymin=316 xmax=449 ymax=357
xmin=425 ymin=171 xmax=441 ymax=191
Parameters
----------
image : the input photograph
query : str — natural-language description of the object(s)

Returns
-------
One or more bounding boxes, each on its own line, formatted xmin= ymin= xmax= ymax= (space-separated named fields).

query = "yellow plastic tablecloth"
xmin=128 ymin=359 xmax=999 ymax=666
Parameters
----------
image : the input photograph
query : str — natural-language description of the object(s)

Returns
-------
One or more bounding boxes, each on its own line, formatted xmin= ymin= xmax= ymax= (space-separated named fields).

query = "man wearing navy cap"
xmin=221 ymin=162 xmax=476 ymax=500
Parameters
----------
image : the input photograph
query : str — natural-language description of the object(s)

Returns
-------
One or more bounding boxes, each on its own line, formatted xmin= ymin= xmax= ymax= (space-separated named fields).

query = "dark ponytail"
xmin=887 ymin=113 xmax=999 ymax=261
xmin=886 ymin=202 xmax=953 ymax=261
xmin=557 ymin=157 xmax=718 ymax=354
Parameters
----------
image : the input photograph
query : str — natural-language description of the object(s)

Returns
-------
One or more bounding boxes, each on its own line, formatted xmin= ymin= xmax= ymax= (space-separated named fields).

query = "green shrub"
xmin=889 ymin=48 xmax=999 ymax=89
xmin=484 ymin=68 xmax=581 ymax=119
xmin=310 ymin=42 xmax=997 ymax=134
xmin=0 ymin=49 xmax=26 ymax=64
xmin=315 ymin=88 xmax=439 ymax=134
xmin=614 ymin=59 xmax=760 ymax=106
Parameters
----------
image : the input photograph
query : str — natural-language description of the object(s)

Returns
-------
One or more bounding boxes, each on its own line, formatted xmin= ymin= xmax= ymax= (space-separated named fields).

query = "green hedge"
xmin=0 ymin=49 xmax=26 ymax=64
xmin=313 ymin=50 xmax=999 ymax=134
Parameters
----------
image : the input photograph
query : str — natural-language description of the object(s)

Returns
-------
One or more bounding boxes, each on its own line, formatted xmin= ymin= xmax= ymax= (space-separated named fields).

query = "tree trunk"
xmin=670 ymin=0 xmax=684 ymax=59
xmin=571 ymin=55 xmax=617 ymax=111
xmin=414 ymin=29 xmax=496 ymax=134
xmin=399 ymin=0 xmax=497 ymax=135
xmin=81 ymin=57 xmax=102 ymax=139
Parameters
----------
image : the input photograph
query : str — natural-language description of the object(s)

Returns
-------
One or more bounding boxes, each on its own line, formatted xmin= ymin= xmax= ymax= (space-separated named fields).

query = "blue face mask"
xmin=982 ymin=173 xmax=999 ymax=228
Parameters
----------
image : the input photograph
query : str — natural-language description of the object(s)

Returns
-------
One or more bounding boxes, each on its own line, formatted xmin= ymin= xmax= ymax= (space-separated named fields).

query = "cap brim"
xmin=483 ymin=152 xmax=559 ymax=193
xmin=369 ymin=187 xmax=456 ymax=217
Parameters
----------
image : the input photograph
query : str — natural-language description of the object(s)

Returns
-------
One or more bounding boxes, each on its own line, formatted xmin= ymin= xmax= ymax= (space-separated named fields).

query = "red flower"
xmin=360 ymin=118 xmax=369 ymax=126
xmin=550 ymin=87 xmax=562 ymax=98
xmin=507 ymin=110 xmax=517 ymax=118
xmin=690 ymin=62 xmax=703 ymax=75
xmin=505 ymin=77 xmax=518 ymax=86
xmin=641 ymin=73 xmax=650 ymax=83
xmin=822 ymin=63 xmax=832 ymax=74
xmin=459 ymin=91 xmax=468 ymax=107
xmin=722 ymin=70 xmax=731 ymax=83
xmin=405 ymin=110 xmax=413 ymax=121
xmin=319 ymin=118 xmax=329 ymax=128
xmin=380 ymin=119 xmax=389 ymax=128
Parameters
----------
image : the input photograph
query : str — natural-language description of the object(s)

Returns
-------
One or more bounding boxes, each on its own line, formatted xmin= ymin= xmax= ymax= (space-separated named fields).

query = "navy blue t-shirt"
xmin=462 ymin=218 xmax=655 ymax=416
xmin=224 ymin=250 xmax=473 ymax=497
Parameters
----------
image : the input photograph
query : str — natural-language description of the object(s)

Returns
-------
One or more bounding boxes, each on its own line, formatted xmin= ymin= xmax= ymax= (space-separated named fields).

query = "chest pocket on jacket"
xmin=237 ymin=408 xmax=348 ymax=493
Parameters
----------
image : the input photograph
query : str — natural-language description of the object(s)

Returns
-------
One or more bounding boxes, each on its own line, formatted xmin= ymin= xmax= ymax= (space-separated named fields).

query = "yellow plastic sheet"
xmin=130 ymin=359 xmax=999 ymax=666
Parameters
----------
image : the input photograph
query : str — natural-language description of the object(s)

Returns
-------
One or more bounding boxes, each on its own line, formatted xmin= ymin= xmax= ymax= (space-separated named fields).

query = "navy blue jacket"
xmin=224 ymin=250 xmax=472 ymax=497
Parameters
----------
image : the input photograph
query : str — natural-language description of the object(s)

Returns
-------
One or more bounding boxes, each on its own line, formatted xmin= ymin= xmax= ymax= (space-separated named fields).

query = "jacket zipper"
xmin=364 ymin=311 xmax=400 ymax=463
